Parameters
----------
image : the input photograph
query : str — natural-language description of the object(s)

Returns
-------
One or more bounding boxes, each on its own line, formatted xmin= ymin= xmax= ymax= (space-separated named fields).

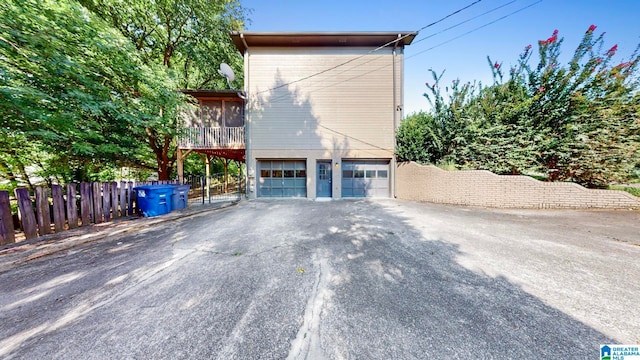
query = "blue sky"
xmin=240 ymin=0 xmax=640 ymax=115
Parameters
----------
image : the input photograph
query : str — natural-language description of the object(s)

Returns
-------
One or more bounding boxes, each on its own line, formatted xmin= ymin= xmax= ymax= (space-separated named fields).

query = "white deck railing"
xmin=178 ymin=127 xmax=245 ymax=149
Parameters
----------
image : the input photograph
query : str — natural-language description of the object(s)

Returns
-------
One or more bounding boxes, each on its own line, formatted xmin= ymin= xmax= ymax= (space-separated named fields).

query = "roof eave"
xmin=230 ymin=31 xmax=418 ymax=54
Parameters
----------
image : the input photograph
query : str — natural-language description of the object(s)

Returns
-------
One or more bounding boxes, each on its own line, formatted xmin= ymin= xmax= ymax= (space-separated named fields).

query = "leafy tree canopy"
xmin=0 ymin=0 xmax=182 ymax=185
xmin=397 ymin=26 xmax=640 ymax=187
xmin=0 ymin=0 xmax=248 ymax=187
xmin=79 ymin=0 xmax=248 ymax=180
xmin=79 ymin=0 xmax=246 ymax=89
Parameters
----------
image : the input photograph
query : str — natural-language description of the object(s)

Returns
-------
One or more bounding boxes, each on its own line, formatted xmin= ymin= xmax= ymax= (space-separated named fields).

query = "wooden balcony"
xmin=178 ymin=126 xmax=245 ymax=150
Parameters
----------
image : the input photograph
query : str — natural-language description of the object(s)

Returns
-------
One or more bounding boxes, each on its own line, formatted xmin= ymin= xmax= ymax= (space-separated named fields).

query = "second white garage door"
xmin=341 ymin=160 xmax=390 ymax=198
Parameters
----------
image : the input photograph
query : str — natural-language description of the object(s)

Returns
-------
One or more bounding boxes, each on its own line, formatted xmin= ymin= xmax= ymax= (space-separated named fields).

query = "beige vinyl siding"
xmin=247 ymin=47 xmax=401 ymax=152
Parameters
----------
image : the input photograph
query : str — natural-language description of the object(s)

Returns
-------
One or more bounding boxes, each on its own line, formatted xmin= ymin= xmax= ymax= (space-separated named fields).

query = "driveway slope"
xmin=1 ymin=199 xmax=637 ymax=359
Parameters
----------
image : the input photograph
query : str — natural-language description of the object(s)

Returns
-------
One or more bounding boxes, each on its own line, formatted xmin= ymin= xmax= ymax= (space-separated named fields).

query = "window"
xmin=201 ymin=100 xmax=222 ymax=127
xmin=366 ymin=170 xmax=377 ymax=178
xmin=258 ymin=160 xmax=307 ymax=198
xmin=342 ymin=170 xmax=353 ymax=178
xmin=224 ymin=101 xmax=244 ymax=127
xmin=181 ymin=104 xmax=199 ymax=127
xmin=197 ymin=100 xmax=244 ymax=128
xmin=354 ymin=170 xmax=365 ymax=178
xmin=377 ymin=170 xmax=388 ymax=178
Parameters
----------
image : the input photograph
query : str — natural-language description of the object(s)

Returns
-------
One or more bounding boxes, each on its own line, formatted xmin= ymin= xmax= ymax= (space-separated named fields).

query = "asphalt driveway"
xmin=0 ymin=199 xmax=638 ymax=359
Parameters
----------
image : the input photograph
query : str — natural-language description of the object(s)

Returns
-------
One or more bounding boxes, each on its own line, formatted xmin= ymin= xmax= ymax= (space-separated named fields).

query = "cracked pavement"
xmin=1 ymin=199 xmax=639 ymax=359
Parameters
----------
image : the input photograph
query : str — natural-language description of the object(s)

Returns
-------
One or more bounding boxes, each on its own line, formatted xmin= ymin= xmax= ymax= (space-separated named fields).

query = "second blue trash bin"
xmin=171 ymin=184 xmax=191 ymax=211
xmin=134 ymin=185 xmax=175 ymax=217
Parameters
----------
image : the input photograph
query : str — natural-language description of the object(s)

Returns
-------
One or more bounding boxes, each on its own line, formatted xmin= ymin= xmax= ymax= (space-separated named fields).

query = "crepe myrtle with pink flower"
xmin=399 ymin=25 xmax=640 ymax=188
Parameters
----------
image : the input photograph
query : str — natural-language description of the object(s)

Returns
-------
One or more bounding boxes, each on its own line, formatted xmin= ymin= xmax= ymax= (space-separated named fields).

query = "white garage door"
xmin=258 ymin=160 xmax=306 ymax=197
xmin=341 ymin=160 xmax=390 ymax=198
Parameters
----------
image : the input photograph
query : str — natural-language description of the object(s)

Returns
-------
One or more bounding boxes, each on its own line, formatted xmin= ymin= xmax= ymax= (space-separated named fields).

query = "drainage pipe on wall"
xmin=392 ymin=35 xmax=399 ymax=198
xmin=241 ymin=33 xmax=251 ymax=197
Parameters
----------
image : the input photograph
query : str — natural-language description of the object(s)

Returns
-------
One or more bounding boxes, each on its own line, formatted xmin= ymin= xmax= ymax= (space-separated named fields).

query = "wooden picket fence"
xmin=0 ymin=180 xmax=178 ymax=246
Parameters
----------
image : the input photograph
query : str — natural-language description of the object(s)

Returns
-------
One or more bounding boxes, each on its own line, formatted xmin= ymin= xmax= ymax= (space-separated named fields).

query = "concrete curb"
xmin=0 ymin=200 xmax=239 ymax=274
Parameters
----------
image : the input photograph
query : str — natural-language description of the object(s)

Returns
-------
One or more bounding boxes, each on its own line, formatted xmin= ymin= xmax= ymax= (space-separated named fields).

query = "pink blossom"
xmin=525 ymin=44 xmax=532 ymax=51
xmin=538 ymin=86 xmax=545 ymax=92
xmin=494 ymin=62 xmax=500 ymax=69
xmin=587 ymin=24 xmax=597 ymax=33
xmin=607 ymin=44 xmax=618 ymax=56
xmin=615 ymin=62 xmax=633 ymax=69
xmin=553 ymin=29 xmax=559 ymax=36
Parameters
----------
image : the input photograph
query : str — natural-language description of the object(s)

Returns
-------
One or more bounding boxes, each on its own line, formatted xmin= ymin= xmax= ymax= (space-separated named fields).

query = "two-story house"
xmin=177 ymin=31 xmax=415 ymax=199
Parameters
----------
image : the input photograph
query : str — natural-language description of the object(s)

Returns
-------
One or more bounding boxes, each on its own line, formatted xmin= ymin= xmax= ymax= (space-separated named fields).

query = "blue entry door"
xmin=316 ymin=161 xmax=332 ymax=197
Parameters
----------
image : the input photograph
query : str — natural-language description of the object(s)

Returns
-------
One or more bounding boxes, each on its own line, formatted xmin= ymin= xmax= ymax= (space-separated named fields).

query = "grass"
xmin=435 ymin=160 xmax=458 ymax=171
xmin=609 ymin=185 xmax=640 ymax=197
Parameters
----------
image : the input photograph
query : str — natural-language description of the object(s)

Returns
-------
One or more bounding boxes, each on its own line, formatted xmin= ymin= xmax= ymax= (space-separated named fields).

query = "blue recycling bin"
xmin=134 ymin=185 xmax=174 ymax=217
xmin=171 ymin=184 xmax=191 ymax=211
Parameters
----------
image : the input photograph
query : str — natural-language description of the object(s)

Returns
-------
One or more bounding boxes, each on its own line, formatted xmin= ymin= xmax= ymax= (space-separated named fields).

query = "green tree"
xmin=402 ymin=26 xmax=640 ymax=187
xmin=396 ymin=111 xmax=443 ymax=164
xmin=79 ymin=0 xmax=248 ymax=179
xmin=0 ymin=0 xmax=184 ymax=186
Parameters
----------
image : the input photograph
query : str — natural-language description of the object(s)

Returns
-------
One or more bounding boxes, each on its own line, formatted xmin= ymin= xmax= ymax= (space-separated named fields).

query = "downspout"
xmin=392 ymin=34 xmax=400 ymax=198
xmin=241 ymin=33 xmax=251 ymax=198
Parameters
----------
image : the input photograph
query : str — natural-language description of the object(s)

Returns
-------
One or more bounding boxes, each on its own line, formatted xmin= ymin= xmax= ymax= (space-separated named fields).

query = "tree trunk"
xmin=146 ymin=127 xmax=176 ymax=181
xmin=223 ymin=159 xmax=229 ymax=193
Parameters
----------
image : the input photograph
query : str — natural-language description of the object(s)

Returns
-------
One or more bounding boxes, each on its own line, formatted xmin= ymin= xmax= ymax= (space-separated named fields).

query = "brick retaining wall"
xmin=396 ymin=162 xmax=640 ymax=209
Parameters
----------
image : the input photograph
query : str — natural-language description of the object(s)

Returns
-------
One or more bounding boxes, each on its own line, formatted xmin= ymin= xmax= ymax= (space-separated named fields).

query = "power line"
xmin=258 ymin=0 xmax=543 ymax=155
xmin=412 ymin=0 xmax=517 ymax=45
xmin=263 ymin=54 xmax=387 ymax=104
xmin=264 ymin=1 xmax=540 ymax=105
xmin=416 ymin=0 xmax=483 ymax=33
xmin=316 ymin=123 xmax=396 ymax=156
xmin=253 ymin=0 xmax=484 ymax=97
xmin=253 ymin=36 xmax=414 ymax=96
xmin=407 ymin=0 xmax=543 ymax=60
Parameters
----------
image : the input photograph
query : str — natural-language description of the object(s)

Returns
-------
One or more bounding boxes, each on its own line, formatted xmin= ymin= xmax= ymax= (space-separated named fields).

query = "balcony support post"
xmin=176 ymin=149 xmax=193 ymax=184
xmin=205 ymin=154 xmax=211 ymax=201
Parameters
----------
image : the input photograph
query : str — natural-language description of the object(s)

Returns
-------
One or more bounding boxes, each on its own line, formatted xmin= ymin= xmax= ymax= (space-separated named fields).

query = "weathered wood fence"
xmin=0 ymin=180 xmax=177 ymax=246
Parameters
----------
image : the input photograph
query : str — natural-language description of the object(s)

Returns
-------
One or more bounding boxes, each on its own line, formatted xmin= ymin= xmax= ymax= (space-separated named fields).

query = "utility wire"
xmin=266 ymin=1 xmax=520 ymax=104
xmin=256 ymin=0 xmax=543 ymax=155
xmin=264 ymin=0 xmax=541 ymax=107
xmin=412 ymin=0 xmax=517 ymax=45
xmin=407 ymin=0 xmax=543 ymax=60
xmin=415 ymin=0 xmax=483 ymax=33
xmin=269 ymin=0 xmax=543 ymax=103
xmin=253 ymin=0 xmax=484 ymax=96
xmin=264 ymin=1 xmax=527 ymax=105
xmin=253 ymin=35 xmax=414 ymax=96
xmin=317 ymin=123 xmax=396 ymax=156
xmin=248 ymin=1 xmax=543 ymax=155
xmin=263 ymin=54 xmax=386 ymax=104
